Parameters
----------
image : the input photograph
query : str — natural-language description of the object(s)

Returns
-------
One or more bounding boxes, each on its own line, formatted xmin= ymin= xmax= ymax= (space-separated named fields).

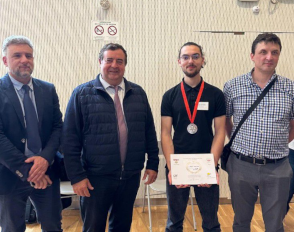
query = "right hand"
xmin=72 ymin=178 xmax=94 ymax=197
xmin=25 ymin=156 xmax=49 ymax=182
xmin=168 ymin=171 xmax=190 ymax=189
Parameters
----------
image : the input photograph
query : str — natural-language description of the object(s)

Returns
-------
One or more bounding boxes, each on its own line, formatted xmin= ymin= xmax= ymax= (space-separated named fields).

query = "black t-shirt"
xmin=161 ymin=78 xmax=226 ymax=154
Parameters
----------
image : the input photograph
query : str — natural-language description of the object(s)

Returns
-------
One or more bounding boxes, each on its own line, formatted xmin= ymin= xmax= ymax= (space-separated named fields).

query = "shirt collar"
xmin=247 ymin=68 xmax=277 ymax=86
xmin=182 ymin=77 xmax=203 ymax=92
xmin=99 ymin=74 xmax=125 ymax=91
xmin=8 ymin=74 xmax=33 ymax=91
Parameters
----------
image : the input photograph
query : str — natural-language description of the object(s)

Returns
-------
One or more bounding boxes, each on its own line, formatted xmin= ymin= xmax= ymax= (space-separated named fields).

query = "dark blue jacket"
xmin=63 ymin=75 xmax=159 ymax=185
xmin=0 ymin=74 xmax=63 ymax=194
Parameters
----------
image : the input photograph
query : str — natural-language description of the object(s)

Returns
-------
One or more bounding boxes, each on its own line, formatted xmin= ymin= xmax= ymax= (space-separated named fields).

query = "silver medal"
xmin=187 ymin=123 xmax=198 ymax=134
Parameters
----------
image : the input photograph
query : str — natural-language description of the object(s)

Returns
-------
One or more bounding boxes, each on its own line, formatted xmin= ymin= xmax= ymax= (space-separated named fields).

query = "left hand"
xmin=168 ymin=171 xmax=190 ymax=189
xmin=32 ymin=175 xmax=52 ymax=189
xmin=142 ymin=169 xmax=158 ymax=185
xmin=25 ymin=156 xmax=49 ymax=182
xmin=197 ymin=171 xmax=219 ymax=188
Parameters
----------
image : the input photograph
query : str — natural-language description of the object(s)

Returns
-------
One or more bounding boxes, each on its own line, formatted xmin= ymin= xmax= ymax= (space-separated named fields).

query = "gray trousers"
xmin=227 ymin=153 xmax=292 ymax=232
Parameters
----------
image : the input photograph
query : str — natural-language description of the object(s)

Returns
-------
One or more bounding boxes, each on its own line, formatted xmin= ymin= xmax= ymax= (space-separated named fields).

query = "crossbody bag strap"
xmin=228 ymin=77 xmax=277 ymax=146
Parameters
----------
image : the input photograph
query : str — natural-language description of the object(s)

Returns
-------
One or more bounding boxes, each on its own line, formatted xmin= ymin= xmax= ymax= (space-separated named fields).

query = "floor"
xmin=24 ymin=203 xmax=294 ymax=232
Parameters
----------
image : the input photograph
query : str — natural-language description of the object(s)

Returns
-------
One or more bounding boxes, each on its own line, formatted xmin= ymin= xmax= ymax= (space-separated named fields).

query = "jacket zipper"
xmin=120 ymin=164 xmax=124 ymax=180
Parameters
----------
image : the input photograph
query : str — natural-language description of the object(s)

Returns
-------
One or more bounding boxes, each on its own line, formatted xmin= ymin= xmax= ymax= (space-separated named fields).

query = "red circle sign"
xmin=94 ymin=25 xmax=104 ymax=35
xmin=108 ymin=26 xmax=117 ymax=35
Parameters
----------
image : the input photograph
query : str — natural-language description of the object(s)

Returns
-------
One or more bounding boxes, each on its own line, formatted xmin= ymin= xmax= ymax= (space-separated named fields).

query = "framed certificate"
xmin=171 ymin=153 xmax=217 ymax=185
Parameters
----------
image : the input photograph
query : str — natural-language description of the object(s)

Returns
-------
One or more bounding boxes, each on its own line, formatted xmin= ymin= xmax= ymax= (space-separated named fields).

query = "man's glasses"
xmin=180 ymin=54 xmax=201 ymax=61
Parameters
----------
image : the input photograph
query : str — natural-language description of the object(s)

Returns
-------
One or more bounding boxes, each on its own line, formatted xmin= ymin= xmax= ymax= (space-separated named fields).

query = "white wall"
xmin=1 ymin=0 xmax=294 ymax=199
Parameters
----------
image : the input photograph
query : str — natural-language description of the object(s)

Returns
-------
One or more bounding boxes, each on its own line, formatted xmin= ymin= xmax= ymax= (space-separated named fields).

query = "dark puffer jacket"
xmin=63 ymin=75 xmax=159 ymax=185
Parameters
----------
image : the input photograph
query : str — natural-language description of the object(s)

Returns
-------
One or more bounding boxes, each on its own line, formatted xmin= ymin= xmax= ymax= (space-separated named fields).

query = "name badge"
xmin=197 ymin=102 xmax=209 ymax=111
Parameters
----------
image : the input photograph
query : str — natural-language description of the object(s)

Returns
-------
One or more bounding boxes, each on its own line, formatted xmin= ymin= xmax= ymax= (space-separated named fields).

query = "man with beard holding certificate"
xmin=161 ymin=42 xmax=226 ymax=232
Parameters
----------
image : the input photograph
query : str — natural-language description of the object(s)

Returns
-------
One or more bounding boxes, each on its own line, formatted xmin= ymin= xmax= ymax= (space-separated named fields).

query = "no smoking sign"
xmin=94 ymin=25 xmax=104 ymax=35
xmin=108 ymin=26 xmax=117 ymax=35
xmin=92 ymin=21 xmax=119 ymax=41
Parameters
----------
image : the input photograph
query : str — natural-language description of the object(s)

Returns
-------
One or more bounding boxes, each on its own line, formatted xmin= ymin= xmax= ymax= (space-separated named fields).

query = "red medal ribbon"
xmin=181 ymin=80 xmax=205 ymax=124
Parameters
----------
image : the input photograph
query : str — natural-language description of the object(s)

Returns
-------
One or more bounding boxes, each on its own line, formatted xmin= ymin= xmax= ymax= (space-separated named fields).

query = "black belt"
xmin=233 ymin=152 xmax=286 ymax=165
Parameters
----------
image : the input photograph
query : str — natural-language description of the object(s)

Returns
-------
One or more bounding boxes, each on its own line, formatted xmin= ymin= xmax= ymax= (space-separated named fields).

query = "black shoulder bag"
xmin=221 ymin=77 xmax=277 ymax=171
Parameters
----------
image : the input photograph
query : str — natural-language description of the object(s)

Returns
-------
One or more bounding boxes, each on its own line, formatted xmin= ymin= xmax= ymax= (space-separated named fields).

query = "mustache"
xmin=187 ymin=65 xmax=196 ymax=68
xmin=19 ymin=65 xmax=32 ymax=68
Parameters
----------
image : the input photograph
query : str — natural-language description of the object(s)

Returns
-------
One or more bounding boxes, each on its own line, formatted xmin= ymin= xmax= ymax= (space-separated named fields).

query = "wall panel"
xmin=1 ymin=0 xmax=293 ymax=199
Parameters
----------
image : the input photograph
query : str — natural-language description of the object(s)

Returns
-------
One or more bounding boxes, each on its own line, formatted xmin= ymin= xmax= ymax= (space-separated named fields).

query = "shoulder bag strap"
xmin=228 ymin=77 xmax=277 ymax=146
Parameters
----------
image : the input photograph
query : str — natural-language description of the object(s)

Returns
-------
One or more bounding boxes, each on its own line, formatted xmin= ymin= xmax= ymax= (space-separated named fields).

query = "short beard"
xmin=183 ymin=69 xmax=200 ymax=78
xmin=13 ymin=69 xmax=32 ymax=79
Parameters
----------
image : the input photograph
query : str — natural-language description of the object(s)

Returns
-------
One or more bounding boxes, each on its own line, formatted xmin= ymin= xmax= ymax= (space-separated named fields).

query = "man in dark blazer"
xmin=0 ymin=35 xmax=63 ymax=232
xmin=63 ymin=43 xmax=159 ymax=232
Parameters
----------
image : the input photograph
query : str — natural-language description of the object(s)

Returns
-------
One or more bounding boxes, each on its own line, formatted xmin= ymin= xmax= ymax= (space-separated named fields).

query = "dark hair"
xmin=251 ymin=33 xmax=282 ymax=54
xmin=99 ymin=43 xmax=128 ymax=65
xmin=178 ymin=42 xmax=204 ymax=59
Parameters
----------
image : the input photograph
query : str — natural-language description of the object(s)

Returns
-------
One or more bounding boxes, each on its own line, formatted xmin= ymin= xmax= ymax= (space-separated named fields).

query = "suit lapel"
xmin=0 ymin=74 xmax=25 ymax=129
xmin=32 ymin=79 xmax=44 ymax=129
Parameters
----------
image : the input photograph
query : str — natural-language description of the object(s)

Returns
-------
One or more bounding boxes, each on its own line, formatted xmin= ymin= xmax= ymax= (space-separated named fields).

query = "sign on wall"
xmin=92 ymin=21 xmax=119 ymax=41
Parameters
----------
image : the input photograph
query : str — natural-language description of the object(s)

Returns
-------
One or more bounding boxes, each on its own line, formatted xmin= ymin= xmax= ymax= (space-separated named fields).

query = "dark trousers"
xmin=227 ymin=153 xmax=292 ymax=232
xmin=287 ymin=148 xmax=294 ymax=211
xmin=81 ymin=173 xmax=141 ymax=232
xmin=0 ymin=178 xmax=62 ymax=232
xmin=165 ymin=169 xmax=220 ymax=232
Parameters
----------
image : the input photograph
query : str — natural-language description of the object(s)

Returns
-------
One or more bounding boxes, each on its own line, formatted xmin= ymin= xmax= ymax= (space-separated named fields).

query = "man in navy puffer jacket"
xmin=63 ymin=43 xmax=159 ymax=232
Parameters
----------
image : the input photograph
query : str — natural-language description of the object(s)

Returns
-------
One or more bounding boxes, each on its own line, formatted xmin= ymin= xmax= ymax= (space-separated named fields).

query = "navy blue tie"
xmin=22 ymin=85 xmax=42 ymax=154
